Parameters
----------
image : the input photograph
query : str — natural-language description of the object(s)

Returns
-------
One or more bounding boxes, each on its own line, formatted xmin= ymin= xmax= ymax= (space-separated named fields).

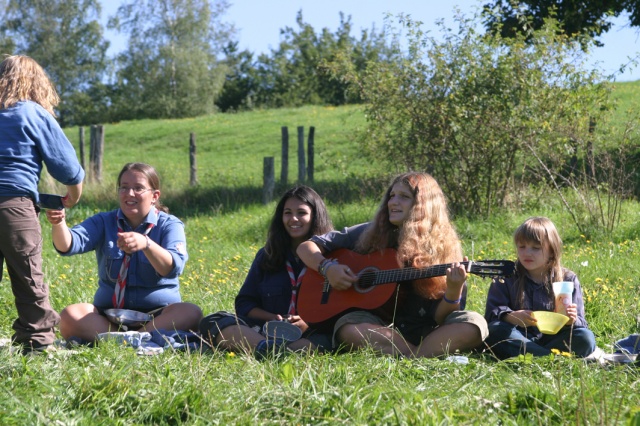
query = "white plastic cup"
xmin=552 ymin=281 xmax=574 ymax=315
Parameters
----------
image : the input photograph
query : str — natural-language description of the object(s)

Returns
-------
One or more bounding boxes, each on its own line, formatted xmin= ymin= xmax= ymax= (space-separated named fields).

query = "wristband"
xmin=144 ymin=235 xmax=151 ymax=250
xmin=318 ymin=258 xmax=330 ymax=275
xmin=442 ymin=295 xmax=461 ymax=304
xmin=318 ymin=259 xmax=330 ymax=277
xmin=323 ymin=261 xmax=337 ymax=277
xmin=317 ymin=258 xmax=328 ymax=274
xmin=318 ymin=258 xmax=337 ymax=278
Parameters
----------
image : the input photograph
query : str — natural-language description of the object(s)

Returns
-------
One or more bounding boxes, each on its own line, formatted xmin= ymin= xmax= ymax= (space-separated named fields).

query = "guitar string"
xmin=374 ymin=262 xmax=465 ymax=285
xmin=368 ymin=261 xmax=512 ymax=286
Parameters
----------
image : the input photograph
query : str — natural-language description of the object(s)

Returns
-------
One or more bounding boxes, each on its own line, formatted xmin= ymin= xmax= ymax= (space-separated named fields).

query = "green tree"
xmin=330 ymin=11 xmax=621 ymax=225
xmin=483 ymin=0 xmax=640 ymax=46
xmin=252 ymin=11 xmax=392 ymax=109
xmin=1 ymin=0 xmax=109 ymax=126
xmin=109 ymin=0 xmax=233 ymax=120
xmin=0 ymin=0 xmax=15 ymax=55
xmin=215 ymin=42 xmax=257 ymax=112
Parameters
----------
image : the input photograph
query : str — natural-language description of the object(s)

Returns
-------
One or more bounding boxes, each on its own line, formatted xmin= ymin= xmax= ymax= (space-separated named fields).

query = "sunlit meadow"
xmin=0 ymin=100 xmax=639 ymax=424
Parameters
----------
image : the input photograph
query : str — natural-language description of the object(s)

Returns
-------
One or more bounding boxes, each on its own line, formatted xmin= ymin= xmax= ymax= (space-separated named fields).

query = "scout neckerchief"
xmin=112 ymin=215 xmax=156 ymax=309
xmin=286 ymin=260 xmax=306 ymax=315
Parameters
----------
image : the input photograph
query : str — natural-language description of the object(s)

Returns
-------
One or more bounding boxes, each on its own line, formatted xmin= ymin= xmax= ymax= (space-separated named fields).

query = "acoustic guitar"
xmin=297 ymin=248 xmax=515 ymax=324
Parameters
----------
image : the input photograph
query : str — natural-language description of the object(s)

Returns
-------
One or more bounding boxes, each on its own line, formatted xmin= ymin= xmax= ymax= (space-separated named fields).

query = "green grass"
xmin=65 ymin=105 xmax=369 ymax=189
xmin=611 ymin=80 xmax=640 ymax=115
xmin=1 ymin=96 xmax=640 ymax=424
xmin=603 ymin=80 xmax=640 ymax=136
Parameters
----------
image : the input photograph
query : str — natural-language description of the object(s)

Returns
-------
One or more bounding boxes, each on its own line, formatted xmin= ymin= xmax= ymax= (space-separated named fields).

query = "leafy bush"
xmin=328 ymin=10 xmax=640 ymax=234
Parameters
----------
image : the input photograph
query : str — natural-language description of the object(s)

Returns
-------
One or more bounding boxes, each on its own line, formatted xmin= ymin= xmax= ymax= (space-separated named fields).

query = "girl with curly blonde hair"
xmin=297 ymin=172 xmax=488 ymax=358
xmin=0 ymin=54 xmax=60 ymax=115
xmin=0 ymin=55 xmax=84 ymax=354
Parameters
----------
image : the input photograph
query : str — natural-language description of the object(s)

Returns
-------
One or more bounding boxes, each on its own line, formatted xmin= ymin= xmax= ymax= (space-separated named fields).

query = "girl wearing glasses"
xmin=45 ymin=162 xmax=202 ymax=344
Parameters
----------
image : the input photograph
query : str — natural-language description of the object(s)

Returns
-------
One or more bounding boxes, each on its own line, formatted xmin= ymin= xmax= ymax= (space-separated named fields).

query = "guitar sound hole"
xmin=354 ymin=270 xmax=377 ymax=294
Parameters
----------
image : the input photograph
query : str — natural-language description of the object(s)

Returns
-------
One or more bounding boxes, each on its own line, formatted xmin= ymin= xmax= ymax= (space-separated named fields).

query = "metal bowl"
xmin=602 ymin=353 xmax=637 ymax=364
xmin=105 ymin=309 xmax=153 ymax=327
xmin=262 ymin=320 xmax=302 ymax=343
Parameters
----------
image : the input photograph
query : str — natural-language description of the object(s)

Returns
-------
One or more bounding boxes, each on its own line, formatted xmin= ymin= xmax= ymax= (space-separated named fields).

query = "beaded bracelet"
xmin=318 ymin=258 xmax=337 ymax=278
xmin=323 ymin=260 xmax=338 ymax=277
xmin=442 ymin=295 xmax=461 ymax=304
xmin=317 ymin=258 xmax=330 ymax=275
xmin=318 ymin=258 xmax=333 ymax=277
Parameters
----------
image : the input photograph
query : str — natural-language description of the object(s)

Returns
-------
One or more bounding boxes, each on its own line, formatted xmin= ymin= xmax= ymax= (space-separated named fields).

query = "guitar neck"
xmin=371 ymin=261 xmax=469 ymax=286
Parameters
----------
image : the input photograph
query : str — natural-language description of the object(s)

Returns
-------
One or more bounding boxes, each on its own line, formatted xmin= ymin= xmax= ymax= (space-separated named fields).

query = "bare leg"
xmin=415 ymin=323 xmax=482 ymax=358
xmin=59 ymin=303 xmax=114 ymax=341
xmin=140 ymin=302 xmax=202 ymax=333
xmin=216 ymin=325 xmax=318 ymax=354
xmin=286 ymin=338 xmax=318 ymax=352
xmin=336 ymin=322 xmax=417 ymax=357
xmin=215 ymin=324 xmax=264 ymax=353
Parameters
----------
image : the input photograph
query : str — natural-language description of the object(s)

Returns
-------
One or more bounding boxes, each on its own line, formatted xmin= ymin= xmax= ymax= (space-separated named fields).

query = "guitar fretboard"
xmin=363 ymin=262 xmax=470 ymax=286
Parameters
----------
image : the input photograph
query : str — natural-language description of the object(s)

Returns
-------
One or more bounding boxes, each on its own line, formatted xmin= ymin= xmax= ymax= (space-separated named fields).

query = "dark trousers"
xmin=485 ymin=320 xmax=596 ymax=359
xmin=0 ymin=197 xmax=60 ymax=347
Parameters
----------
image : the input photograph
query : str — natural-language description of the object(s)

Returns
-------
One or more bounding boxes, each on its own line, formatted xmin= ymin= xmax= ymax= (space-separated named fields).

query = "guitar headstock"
xmin=469 ymin=260 xmax=515 ymax=278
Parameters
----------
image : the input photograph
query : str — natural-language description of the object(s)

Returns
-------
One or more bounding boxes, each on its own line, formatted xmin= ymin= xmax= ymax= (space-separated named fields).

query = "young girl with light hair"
xmin=484 ymin=216 xmax=596 ymax=359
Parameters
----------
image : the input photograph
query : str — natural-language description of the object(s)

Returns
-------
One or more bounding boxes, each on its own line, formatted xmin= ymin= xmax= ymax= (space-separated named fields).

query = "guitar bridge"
xmin=321 ymin=280 xmax=331 ymax=305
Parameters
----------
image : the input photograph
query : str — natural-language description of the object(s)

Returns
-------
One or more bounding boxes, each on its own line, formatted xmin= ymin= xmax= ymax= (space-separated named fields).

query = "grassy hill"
xmin=59 ymin=80 xmax=640 ymax=212
xmin=60 ymin=105 xmax=382 ymax=214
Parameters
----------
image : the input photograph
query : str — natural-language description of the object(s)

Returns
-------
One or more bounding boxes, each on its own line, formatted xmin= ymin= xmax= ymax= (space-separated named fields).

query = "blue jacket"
xmin=484 ymin=270 xmax=589 ymax=337
xmin=235 ymin=248 xmax=305 ymax=325
xmin=59 ymin=208 xmax=188 ymax=310
xmin=0 ymin=101 xmax=84 ymax=200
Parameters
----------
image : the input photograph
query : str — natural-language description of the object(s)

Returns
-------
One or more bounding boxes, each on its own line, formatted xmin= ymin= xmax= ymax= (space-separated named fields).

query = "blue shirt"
xmin=59 ymin=208 xmax=188 ymax=310
xmin=235 ymin=248 xmax=305 ymax=325
xmin=484 ymin=270 xmax=589 ymax=337
xmin=0 ymin=101 xmax=84 ymax=200
xmin=308 ymin=223 xmax=369 ymax=254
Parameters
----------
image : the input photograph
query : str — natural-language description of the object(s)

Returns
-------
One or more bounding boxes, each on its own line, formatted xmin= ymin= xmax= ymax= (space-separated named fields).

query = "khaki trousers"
xmin=0 ymin=196 xmax=60 ymax=347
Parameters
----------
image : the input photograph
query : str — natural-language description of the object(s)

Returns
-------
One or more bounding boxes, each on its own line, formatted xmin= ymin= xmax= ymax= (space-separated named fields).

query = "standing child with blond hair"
xmin=0 ymin=55 xmax=84 ymax=354
xmin=484 ymin=216 xmax=596 ymax=359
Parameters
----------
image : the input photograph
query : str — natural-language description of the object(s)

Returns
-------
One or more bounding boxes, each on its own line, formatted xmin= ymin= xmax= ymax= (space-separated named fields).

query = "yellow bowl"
xmin=532 ymin=311 xmax=570 ymax=335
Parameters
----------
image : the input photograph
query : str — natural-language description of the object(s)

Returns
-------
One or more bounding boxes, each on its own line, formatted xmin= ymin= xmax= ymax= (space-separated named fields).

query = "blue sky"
xmin=102 ymin=1 xmax=640 ymax=82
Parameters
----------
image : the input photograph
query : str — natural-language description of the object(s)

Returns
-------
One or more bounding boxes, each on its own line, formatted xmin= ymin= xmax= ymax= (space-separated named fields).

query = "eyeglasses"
xmin=117 ymin=186 xmax=153 ymax=195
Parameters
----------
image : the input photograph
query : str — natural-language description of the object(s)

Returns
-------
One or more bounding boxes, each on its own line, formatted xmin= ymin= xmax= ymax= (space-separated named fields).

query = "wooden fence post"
xmin=95 ymin=125 xmax=104 ymax=183
xmin=307 ymin=126 xmax=315 ymax=182
xmin=263 ymin=157 xmax=275 ymax=204
xmin=297 ymin=126 xmax=305 ymax=183
xmin=89 ymin=125 xmax=104 ymax=183
xmin=189 ymin=132 xmax=197 ymax=186
xmin=88 ymin=125 xmax=95 ymax=182
xmin=79 ymin=127 xmax=85 ymax=172
xmin=281 ymin=126 xmax=288 ymax=185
